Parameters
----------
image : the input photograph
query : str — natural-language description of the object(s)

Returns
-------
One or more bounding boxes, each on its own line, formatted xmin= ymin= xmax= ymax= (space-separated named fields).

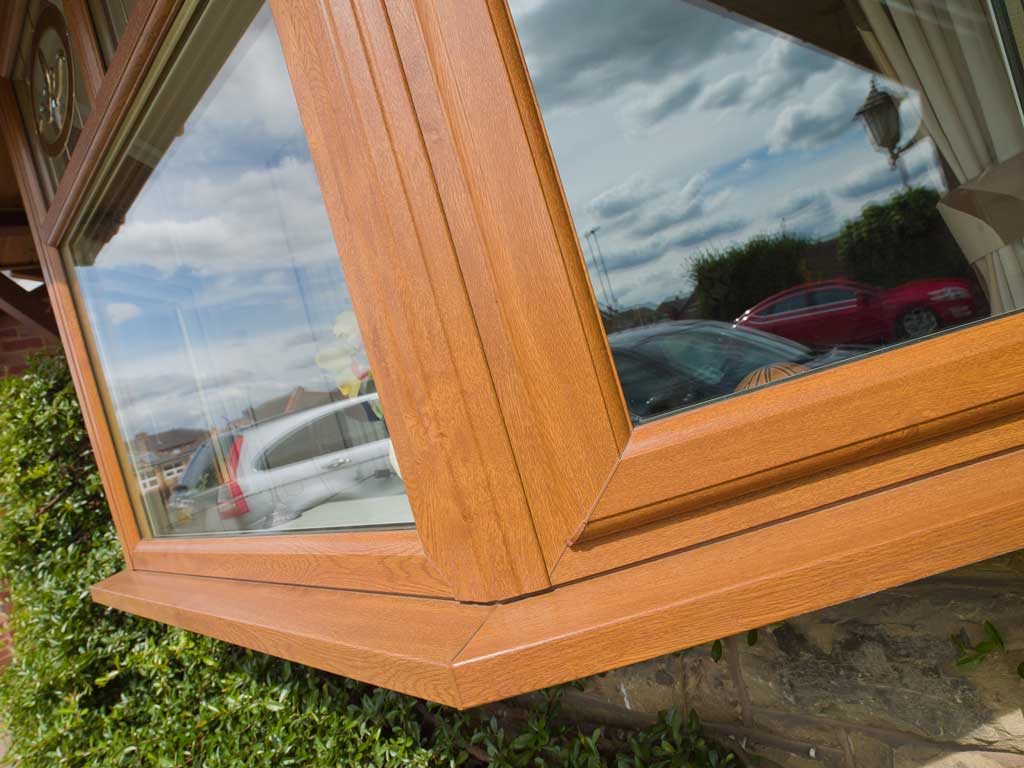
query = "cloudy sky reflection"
xmin=70 ymin=6 xmax=355 ymax=440
xmin=509 ymin=0 xmax=946 ymax=309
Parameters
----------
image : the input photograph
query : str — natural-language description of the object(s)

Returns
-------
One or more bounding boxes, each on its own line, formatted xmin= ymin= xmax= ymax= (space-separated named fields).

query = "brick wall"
xmin=0 ymin=312 xmax=50 ymax=376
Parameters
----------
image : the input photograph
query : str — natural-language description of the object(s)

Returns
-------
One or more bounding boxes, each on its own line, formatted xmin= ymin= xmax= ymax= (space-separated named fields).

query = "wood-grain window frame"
xmin=0 ymin=0 xmax=555 ymax=604
xmin=3 ymin=0 xmax=1023 ymax=600
xmin=385 ymin=0 xmax=1024 ymax=585
xmin=64 ymin=0 xmax=106 ymax=99
xmin=3 ymin=0 xmax=1024 ymax=708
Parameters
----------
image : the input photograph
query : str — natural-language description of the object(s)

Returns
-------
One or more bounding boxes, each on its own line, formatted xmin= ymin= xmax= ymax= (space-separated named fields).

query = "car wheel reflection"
xmin=899 ymin=306 xmax=940 ymax=339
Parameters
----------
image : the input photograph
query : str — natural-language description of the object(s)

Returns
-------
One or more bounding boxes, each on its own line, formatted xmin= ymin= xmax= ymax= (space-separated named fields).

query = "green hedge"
xmin=689 ymin=234 xmax=809 ymax=322
xmin=838 ymin=187 xmax=969 ymax=288
xmin=690 ymin=188 xmax=971 ymax=323
xmin=0 ymin=355 xmax=737 ymax=767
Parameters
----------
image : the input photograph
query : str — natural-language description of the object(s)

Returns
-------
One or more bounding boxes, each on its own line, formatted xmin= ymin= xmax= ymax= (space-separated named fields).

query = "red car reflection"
xmin=734 ymin=278 xmax=978 ymax=347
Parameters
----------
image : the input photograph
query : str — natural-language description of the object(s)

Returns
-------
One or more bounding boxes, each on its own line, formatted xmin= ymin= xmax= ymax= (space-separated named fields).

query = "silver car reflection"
xmin=207 ymin=394 xmax=401 ymax=532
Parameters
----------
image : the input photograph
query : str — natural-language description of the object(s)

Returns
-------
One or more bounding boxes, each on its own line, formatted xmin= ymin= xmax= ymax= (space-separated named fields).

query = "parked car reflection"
xmin=167 ymin=433 xmax=237 ymax=527
xmin=168 ymin=394 xmax=402 ymax=533
xmin=734 ymin=278 xmax=979 ymax=348
xmin=610 ymin=321 xmax=869 ymax=422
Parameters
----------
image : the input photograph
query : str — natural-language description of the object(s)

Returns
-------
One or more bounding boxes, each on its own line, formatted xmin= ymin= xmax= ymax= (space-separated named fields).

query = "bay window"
xmin=2 ymin=0 xmax=1024 ymax=708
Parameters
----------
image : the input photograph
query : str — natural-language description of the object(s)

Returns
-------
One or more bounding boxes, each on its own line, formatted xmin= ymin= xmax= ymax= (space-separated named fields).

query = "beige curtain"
xmin=858 ymin=0 xmax=1024 ymax=314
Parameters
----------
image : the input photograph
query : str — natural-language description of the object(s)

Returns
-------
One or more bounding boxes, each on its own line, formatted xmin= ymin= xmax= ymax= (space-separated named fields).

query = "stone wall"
xmin=573 ymin=552 xmax=1024 ymax=767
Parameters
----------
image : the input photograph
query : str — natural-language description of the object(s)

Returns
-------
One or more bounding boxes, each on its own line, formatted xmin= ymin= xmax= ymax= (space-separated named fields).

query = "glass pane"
xmin=991 ymin=0 xmax=1024 ymax=116
xmin=62 ymin=0 xmax=411 ymax=537
xmin=509 ymin=0 xmax=1024 ymax=423
xmin=87 ymin=0 xmax=136 ymax=66
xmin=11 ymin=0 xmax=94 ymax=202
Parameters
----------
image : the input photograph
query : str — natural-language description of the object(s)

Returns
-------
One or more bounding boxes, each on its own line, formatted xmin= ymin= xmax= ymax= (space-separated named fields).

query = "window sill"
xmin=93 ymin=446 xmax=1024 ymax=708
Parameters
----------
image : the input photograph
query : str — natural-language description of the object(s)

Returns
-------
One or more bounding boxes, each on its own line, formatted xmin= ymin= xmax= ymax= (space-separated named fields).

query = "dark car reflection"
xmin=610 ymin=320 xmax=868 ymax=422
xmin=734 ymin=278 xmax=978 ymax=348
xmin=167 ymin=434 xmax=236 ymax=526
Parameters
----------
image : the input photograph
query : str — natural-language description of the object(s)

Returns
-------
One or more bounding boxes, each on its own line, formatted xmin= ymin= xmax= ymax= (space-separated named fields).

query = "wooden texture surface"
xmin=0 ymin=0 xmax=28 ymax=78
xmin=267 ymin=0 xmax=549 ymax=601
xmin=93 ymin=569 xmax=491 ymax=707
xmin=553 ymin=403 xmax=1024 ymax=583
xmin=64 ymin=0 xmax=107 ymax=102
xmin=41 ymin=0 xmax=171 ymax=247
xmin=386 ymin=0 xmax=623 ymax=570
xmin=0 ymin=271 xmax=58 ymax=340
xmin=95 ymin=443 xmax=1024 ymax=708
xmin=133 ymin=530 xmax=452 ymax=597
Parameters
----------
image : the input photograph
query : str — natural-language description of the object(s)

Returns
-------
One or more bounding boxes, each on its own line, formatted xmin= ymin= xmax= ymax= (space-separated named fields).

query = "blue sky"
xmin=508 ymin=0 xmax=946 ymax=310
xmin=69 ymin=5 xmax=358 ymax=439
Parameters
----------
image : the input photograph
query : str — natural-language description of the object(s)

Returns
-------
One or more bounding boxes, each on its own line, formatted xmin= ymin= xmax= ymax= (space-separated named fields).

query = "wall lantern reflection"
xmin=856 ymin=79 xmax=914 ymax=186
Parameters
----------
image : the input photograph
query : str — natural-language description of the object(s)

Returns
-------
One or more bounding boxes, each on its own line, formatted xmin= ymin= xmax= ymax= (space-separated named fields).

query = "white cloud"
xmin=629 ymin=173 xmax=709 ymax=238
xmin=589 ymin=176 xmax=658 ymax=221
xmin=511 ymin=0 xmax=745 ymax=111
xmin=700 ymin=73 xmax=750 ymax=110
xmin=189 ymin=6 xmax=301 ymax=141
xmin=98 ymin=156 xmax=337 ymax=280
xmin=667 ymin=217 xmax=750 ymax=249
xmin=104 ymin=323 xmax=348 ymax=437
xmin=834 ymin=147 xmax=935 ymax=199
xmin=746 ymin=37 xmax=837 ymax=108
xmin=774 ymin=191 xmax=838 ymax=237
xmin=107 ymin=302 xmax=142 ymax=325
xmin=768 ymin=75 xmax=867 ymax=152
xmin=630 ymin=78 xmax=703 ymax=127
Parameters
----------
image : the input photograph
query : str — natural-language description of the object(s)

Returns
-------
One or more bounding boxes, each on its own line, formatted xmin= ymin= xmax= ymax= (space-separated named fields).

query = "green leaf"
xmin=957 ymin=654 xmax=984 ymax=670
xmin=92 ymin=669 xmax=119 ymax=688
xmin=973 ymin=640 xmax=997 ymax=657
xmin=688 ymin=709 xmax=702 ymax=734
xmin=511 ymin=732 xmax=535 ymax=751
xmin=746 ymin=629 xmax=758 ymax=647
xmin=710 ymin=640 xmax=723 ymax=663
xmin=1017 ymin=662 xmax=1024 ymax=679
xmin=983 ymin=621 xmax=1005 ymax=652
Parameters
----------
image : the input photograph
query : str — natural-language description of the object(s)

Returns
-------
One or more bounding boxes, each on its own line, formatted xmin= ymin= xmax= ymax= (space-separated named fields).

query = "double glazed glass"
xmin=62 ymin=1 xmax=411 ymax=537
xmin=509 ymin=0 xmax=1024 ymax=423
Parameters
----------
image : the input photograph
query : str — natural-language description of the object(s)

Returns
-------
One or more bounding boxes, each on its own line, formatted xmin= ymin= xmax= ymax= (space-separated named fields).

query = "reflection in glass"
xmin=509 ymin=0 xmax=1024 ymax=422
xmin=63 ymin=0 xmax=411 ymax=537
xmin=11 ymin=0 xmax=93 ymax=201
xmin=88 ymin=0 xmax=136 ymax=65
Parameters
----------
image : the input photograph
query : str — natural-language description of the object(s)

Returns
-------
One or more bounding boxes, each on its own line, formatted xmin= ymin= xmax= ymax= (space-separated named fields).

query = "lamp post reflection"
xmin=855 ymin=79 xmax=916 ymax=187
xmin=583 ymin=226 xmax=619 ymax=312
